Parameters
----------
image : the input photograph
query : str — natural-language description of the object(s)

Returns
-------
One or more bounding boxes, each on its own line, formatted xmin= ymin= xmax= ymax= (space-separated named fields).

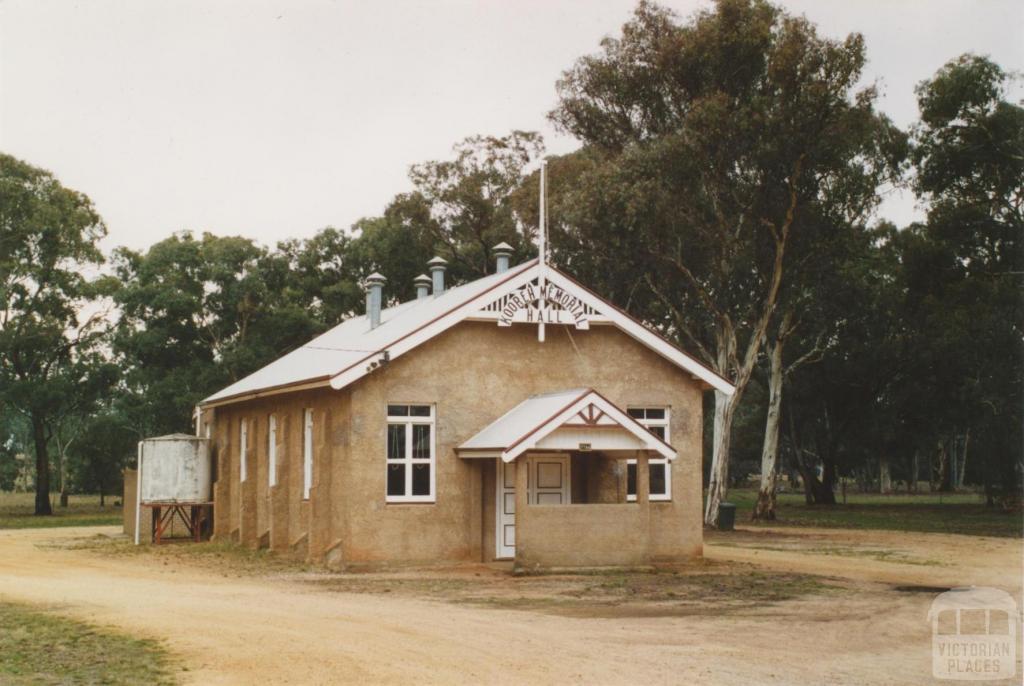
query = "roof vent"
xmin=364 ymin=272 xmax=386 ymax=329
xmin=492 ymin=242 xmax=514 ymax=274
xmin=413 ymin=274 xmax=431 ymax=300
xmin=427 ymin=256 xmax=447 ymax=296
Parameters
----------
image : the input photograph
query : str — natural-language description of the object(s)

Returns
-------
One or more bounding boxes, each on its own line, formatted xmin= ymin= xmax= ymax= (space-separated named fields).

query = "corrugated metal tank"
xmin=140 ymin=434 xmax=211 ymax=503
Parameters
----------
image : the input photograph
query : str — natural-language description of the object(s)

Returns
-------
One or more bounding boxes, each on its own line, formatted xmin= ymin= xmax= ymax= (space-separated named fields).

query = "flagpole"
xmin=537 ymin=160 xmax=547 ymax=342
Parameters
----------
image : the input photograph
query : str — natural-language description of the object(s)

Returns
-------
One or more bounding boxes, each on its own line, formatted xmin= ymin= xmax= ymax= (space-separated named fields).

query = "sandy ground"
xmin=0 ymin=525 xmax=1020 ymax=685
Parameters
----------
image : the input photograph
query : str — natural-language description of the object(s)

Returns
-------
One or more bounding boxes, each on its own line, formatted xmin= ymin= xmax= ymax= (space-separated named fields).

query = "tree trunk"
xmin=817 ymin=460 xmax=837 ymax=504
xmin=949 ymin=434 xmax=960 ymax=490
xmin=31 ymin=414 xmax=52 ymax=516
xmin=58 ymin=437 xmax=68 ymax=508
xmin=879 ymin=458 xmax=892 ymax=494
xmin=983 ymin=452 xmax=994 ymax=507
xmin=938 ymin=439 xmax=953 ymax=492
xmin=909 ymin=450 xmax=919 ymax=493
xmin=786 ymin=404 xmax=814 ymax=505
xmin=798 ymin=464 xmax=834 ymax=505
xmin=957 ymin=430 xmax=969 ymax=489
xmin=753 ymin=338 xmax=784 ymax=521
xmin=704 ymin=388 xmax=737 ymax=526
xmin=797 ymin=464 xmax=815 ymax=504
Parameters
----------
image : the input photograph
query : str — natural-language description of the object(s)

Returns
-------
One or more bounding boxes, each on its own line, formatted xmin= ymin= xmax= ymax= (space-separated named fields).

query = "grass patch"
xmin=307 ymin=561 xmax=841 ymax=618
xmin=567 ymin=568 xmax=834 ymax=604
xmin=709 ymin=535 xmax=945 ymax=567
xmin=59 ymin=534 xmax=312 ymax=577
xmin=461 ymin=568 xmax=841 ymax=618
xmin=0 ymin=601 xmax=178 ymax=685
xmin=720 ymin=489 xmax=1022 ymax=538
xmin=0 ymin=492 xmax=122 ymax=530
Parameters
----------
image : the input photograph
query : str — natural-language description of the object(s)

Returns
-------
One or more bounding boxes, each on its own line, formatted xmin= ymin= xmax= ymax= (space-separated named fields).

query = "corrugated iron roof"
xmin=458 ymin=389 xmax=590 ymax=451
xmin=202 ymin=259 xmax=537 ymax=404
xmin=201 ymin=258 xmax=737 ymax=406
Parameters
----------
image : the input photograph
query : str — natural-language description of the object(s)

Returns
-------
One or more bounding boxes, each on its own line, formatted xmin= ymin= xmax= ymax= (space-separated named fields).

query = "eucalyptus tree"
xmin=781 ymin=222 xmax=909 ymax=503
xmin=907 ymin=54 xmax=1023 ymax=502
xmin=548 ymin=0 xmax=902 ymax=523
xmin=348 ymin=131 xmax=544 ymax=297
xmin=0 ymin=154 xmax=109 ymax=514
xmin=112 ymin=232 xmax=322 ymax=436
xmin=404 ymin=131 xmax=542 ymax=279
xmin=68 ymin=409 xmax=136 ymax=506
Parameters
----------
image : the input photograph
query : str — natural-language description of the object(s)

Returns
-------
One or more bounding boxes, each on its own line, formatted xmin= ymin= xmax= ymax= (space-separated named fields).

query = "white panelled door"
xmin=495 ymin=455 xmax=570 ymax=560
xmin=496 ymin=460 xmax=516 ymax=559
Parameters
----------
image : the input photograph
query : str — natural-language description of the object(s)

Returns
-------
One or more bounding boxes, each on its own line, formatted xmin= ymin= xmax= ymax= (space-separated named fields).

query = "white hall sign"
xmin=494 ymin=281 xmax=592 ymax=329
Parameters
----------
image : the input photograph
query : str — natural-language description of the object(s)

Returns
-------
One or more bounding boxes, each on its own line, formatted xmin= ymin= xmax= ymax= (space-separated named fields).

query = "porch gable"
xmin=457 ymin=388 xmax=677 ymax=463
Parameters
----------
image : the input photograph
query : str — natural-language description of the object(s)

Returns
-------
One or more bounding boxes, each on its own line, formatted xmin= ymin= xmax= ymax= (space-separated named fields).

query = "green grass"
xmin=0 ymin=492 xmax=122 ymax=530
xmin=720 ymin=488 xmax=1022 ymax=538
xmin=0 ymin=601 xmax=178 ymax=685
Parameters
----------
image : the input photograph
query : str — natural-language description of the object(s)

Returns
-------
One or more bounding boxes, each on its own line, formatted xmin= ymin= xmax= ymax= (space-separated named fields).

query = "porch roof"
xmin=457 ymin=388 xmax=677 ymax=462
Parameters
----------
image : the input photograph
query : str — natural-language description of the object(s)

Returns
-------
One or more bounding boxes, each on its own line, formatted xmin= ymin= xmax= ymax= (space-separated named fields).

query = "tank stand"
xmin=143 ymin=502 xmax=213 ymax=544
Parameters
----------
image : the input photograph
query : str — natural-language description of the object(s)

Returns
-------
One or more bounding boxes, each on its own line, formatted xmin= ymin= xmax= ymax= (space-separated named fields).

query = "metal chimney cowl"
xmin=413 ymin=273 xmax=431 ymax=300
xmin=364 ymin=272 xmax=386 ymax=328
xmin=492 ymin=242 xmax=514 ymax=273
xmin=427 ymin=256 xmax=447 ymax=296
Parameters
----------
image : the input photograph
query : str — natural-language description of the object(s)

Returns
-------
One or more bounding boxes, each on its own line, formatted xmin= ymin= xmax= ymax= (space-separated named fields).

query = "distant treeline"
xmin=1 ymin=0 xmax=1020 ymax=517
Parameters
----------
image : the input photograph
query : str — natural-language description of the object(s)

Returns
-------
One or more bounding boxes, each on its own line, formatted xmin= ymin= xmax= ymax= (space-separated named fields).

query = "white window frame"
xmin=268 ymin=414 xmax=278 ymax=488
xmin=385 ymin=404 xmax=436 ymax=503
xmin=239 ymin=418 xmax=248 ymax=483
xmin=626 ymin=407 xmax=671 ymax=501
xmin=303 ymin=409 xmax=313 ymax=500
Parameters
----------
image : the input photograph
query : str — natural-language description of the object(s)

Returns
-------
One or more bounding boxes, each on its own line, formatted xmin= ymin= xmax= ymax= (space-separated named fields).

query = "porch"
xmin=512 ymin=451 xmax=664 ymax=568
xmin=458 ymin=388 xmax=678 ymax=569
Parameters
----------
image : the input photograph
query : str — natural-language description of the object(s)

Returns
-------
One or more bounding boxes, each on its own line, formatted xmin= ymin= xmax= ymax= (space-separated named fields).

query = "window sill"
xmin=385 ymin=499 xmax=436 ymax=505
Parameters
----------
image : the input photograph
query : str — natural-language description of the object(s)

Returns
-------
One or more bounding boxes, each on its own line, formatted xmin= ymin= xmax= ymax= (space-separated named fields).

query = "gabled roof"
xmin=201 ymin=260 xmax=734 ymax=407
xmin=457 ymin=388 xmax=677 ymax=462
xmin=202 ymin=259 xmax=538 ymax=404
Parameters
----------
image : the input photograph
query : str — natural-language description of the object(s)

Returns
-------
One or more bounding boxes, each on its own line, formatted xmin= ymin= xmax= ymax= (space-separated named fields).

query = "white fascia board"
xmin=329 ymin=264 xmax=540 ymax=391
xmin=502 ymin=391 xmax=676 ymax=462
xmin=544 ymin=269 xmax=736 ymax=396
xmin=328 ymin=261 xmax=734 ymax=397
xmin=457 ymin=449 xmax=502 ymax=459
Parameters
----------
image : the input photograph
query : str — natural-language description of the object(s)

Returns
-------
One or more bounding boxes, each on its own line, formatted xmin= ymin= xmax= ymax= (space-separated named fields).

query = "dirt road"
xmin=704 ymin=525 xmax=1021 ymax=589
xmin=0 ymin=525 xmax=1020 ymax=685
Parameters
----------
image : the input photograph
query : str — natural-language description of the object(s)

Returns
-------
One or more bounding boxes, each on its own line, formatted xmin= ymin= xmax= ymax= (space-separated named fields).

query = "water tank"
xmin=140 ymin=434 xmax=211 ymax=503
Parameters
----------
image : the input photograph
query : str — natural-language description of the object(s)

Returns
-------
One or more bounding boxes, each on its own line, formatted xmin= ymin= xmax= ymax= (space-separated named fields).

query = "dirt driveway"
xmin=0 ymin=525 xmax=1020 ymax=685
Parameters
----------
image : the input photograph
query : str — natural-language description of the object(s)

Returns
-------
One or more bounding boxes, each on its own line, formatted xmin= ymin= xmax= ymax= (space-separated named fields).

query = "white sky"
xmin=2 ymin=0 xmax=1021 ymax=253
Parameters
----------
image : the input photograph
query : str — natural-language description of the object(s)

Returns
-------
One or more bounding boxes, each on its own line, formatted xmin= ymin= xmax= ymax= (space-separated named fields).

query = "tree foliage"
xmin=0 ymin=154 xmax=110 ymax=514
xmin=547 ymin=0 xmax=904 ymax=523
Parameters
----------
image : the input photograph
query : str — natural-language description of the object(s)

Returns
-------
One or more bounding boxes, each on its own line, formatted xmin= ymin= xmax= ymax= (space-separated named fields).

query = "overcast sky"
xmin=2 ymin=0 xmax=1021 ymax=253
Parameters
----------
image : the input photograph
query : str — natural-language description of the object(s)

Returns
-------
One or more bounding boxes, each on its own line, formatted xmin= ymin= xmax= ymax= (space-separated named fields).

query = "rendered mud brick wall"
xmin=203 ymin=320 xmax=704 ymax=566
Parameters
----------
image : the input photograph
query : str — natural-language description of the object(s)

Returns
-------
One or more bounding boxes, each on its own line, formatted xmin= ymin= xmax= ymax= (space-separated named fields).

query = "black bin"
xmin=717 ymin=502 xmax=736 ymax=531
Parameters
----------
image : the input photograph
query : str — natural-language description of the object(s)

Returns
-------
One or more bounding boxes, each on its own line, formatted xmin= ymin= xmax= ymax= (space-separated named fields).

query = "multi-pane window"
xmin=386 ymin=404 xmax=435 ymax=502
xmin=626 ymin=407 xmax=671 ymax=501
xmin=239 ymin=419 xmax=248 ymax=482
xmin=268 ymin=415 xmax=278 ymax=488
xmin=303 ymin=409 xmax=313 ymax=499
